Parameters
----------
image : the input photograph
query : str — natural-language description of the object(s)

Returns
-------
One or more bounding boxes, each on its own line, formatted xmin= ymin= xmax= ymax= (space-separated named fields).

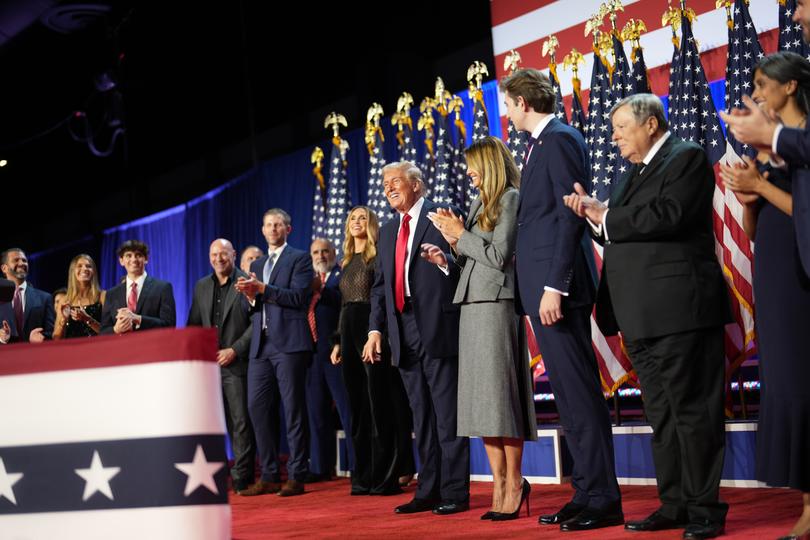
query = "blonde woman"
xmin=330 ymin=206 xmax=415 ymax=495
xmin=53 ymin=254 xmax=105 ymax=339
xmin=424 ymin=136 xmax=536 ymax=520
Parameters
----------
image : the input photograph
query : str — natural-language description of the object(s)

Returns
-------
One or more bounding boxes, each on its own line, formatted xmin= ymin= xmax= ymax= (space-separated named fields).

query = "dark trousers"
xmin=531 ymin=308 xmax=621 ymax=510
xmin=624 ymin=326 xmax=728 ymax=525
xmin=397 ymin=308 xmax=469 ymax=503
xmin=340 ymin=302 xmax=410 ymax=493
xmin=247 ymin=336 xmax=311 ymax=482
xmin=221 ymin=368 xmax=256 ymax=490
xmin=306 ymin=341 xmax=354 ymax=475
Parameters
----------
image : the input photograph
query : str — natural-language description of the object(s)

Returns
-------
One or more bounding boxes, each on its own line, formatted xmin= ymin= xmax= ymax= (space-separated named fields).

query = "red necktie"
xmin=13 ymin=286 xmax=23 ymax=336
xmin=307 ymin=272 xmax=326 ymax=342
xmin=395 ymin=214 xmax=411 ymax=312
xmin=128 ymin=282 xmax=138 ymax=312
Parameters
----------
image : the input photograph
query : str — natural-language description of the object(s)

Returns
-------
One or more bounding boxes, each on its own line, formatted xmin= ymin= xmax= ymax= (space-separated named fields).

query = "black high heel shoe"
xmin=491 ymin=479 xmax=531 ymax=521
xmin=480 ymin=510 xmax=498 ymax=520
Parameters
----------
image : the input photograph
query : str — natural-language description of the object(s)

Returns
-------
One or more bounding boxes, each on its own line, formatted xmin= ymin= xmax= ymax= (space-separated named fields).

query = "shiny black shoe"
xmin=394 ymin=498 xmax=437 ymax=514
xmin=683 ymin=520 xmax=724 ymax=539
xmin=626 ymin=510 xmax=688 ymax=531
xmin=432 ymin=501 xmax=470 ymax=515
xmin=559 ymin=507 xmax=624 ymax=531
xmin=539 ymin=502 xmax=586 ymax=525
xmin=491 ymin=479 xmax=531 ymax=521
xmin=481 ymin=510 xmax=498 ymax=520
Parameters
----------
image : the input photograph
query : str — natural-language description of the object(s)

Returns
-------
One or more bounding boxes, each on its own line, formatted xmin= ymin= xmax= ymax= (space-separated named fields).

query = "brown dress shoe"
xmin=278 ymin=480 xmax=305 ymax=497
xmin=238 ymin=480 xmax=281 ymax=496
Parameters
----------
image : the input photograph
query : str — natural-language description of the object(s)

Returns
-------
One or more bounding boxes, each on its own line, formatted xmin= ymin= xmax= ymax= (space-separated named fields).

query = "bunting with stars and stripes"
xmin=724 ymin=0 xmax=764 ymax=159
xmin=779 ymin=0 xmax=810 ymax=60
xmin=325 ymin=137 xmax=352 ymax=259
xmin=0 ymin=328 xmax=230 ymax=539
xmin=671 ymin=9 xmax=755 ymax=415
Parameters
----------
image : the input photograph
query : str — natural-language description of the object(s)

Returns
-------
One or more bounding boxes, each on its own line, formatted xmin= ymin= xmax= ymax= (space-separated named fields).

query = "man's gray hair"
xmin=382 ymin=161 xmax=426 ymax=197
xmin=609 ymin=93 xmax=668 ymax=132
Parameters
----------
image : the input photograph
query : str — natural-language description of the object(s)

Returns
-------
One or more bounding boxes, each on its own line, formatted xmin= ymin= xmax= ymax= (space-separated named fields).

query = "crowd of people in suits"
xmin=4 ymin=12 xmax=810 ymax=536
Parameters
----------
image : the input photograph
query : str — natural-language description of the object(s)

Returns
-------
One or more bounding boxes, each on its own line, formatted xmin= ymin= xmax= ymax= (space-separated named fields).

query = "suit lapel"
xmin=136 ymin=276 xmax=152 ymax=313
xmin=269 ymin=248 xmax=289 ymax=284
xmin=615 ymin=136 xmax=675 ymax=206
xmin=408 ymin=200 xmax=433 ymax=268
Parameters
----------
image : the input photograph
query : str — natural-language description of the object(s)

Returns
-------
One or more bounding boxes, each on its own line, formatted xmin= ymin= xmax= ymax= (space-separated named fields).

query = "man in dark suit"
xmin=566 ymin=94 xmax=733 ymax=539
xmin=0 ymin=248 xmax=55 ymax=344
xmin=500 ymin=68 xmax=623 ymax=531
xmin=363 ymin=161 xmax=470 ymax=515
xmin=305 ymin=238 xmax=353 ymax=481
xmin=100 ymin=240 xmax=176 ymax=334
xmin=187 ymin=238 xmax=256 ymax=494
xmin=235 ymin=208 xmax=313 ymax=497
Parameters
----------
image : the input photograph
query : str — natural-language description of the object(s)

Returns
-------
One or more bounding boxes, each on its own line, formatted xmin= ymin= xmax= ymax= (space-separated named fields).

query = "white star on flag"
xmin=0 ymin=457 xmax=23 ymax=505
xmin=75 ymin=450 xmax=121 ymax=501
xmin=174 ymin=444 xmax=224 ymax=496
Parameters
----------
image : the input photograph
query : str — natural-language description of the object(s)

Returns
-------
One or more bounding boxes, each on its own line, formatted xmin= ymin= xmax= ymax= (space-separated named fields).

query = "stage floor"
xmin=231 ymin=478 xmax=801 ymax=539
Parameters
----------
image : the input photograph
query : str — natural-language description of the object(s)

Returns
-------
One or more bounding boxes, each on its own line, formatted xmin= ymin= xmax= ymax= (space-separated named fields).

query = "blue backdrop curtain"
xmin=29 ymin=77 xmax=724 ymax=320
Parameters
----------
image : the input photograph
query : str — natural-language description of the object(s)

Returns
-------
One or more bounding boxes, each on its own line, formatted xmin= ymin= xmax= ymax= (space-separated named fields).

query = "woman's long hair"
xmin=342 ymin=206 xmax=380 ymax=268
xmin=464 ymin=136 xmax=520 ymax=231
xmin=755 ymin=51 xmax=810 ymax=116
xmin=66 ymin=254 xmax=102 ymax=305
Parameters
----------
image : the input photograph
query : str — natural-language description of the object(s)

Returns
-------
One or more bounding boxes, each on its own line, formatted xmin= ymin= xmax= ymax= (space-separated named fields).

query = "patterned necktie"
xmin=127 ymin=282 xmax=138 ymax=313
xmin=13 ymin=286 xmax=23 ymax=335
xmin=262 ymin=253 xmax=276 ymax=329
xmin=395 ymin=213 xmax=411 ymax=312
xmin=307 ymin=272 xmax=326 ymax=342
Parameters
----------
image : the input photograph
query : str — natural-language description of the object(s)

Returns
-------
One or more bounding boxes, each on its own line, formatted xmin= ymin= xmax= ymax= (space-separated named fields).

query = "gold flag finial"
xmin=542 ymin=35 xmax=560 ymax=61
xmin=365 ymin=103 xmax=385 ymax=150
xmin=466 ymin=61 xmax=489 ymax=91
xmin=563 ymin=48 xmax=586 ymax=78
xmin=504 ymin=49 xmax=522 ymax=74
xmin=605 ymin=0 xmax=624 ymax=32
xmin=716 ymin=0 xmax=733 ymax=29
xmin=324 ymin=112 xmax=347 ymax=139
xmin=662 ymin=3 xmax=682 ymax=49
xmin=397 ymin=92 xmax=414 ymax=115
xmin=311 ymin=146 xmax=325 ymax=190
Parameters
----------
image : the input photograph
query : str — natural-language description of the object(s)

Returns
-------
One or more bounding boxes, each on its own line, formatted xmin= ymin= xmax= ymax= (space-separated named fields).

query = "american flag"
xmin=394 ymin=112 xmax=419 ymax=163
xmin=609 ymin=32 xmax=633 ymax=185
xmin=629 ymin=39 xmax=651 ymax=95
xmin=506 ymin=120 xmax=528 ymax=171
xmin=310 ymin=147 xmax=328 ymax=241
xmin=549 ymin=59 xmax=569 ymax=124
xmin=451 ymin=107 xmax=474 ymax=212
xmin=470 ymin=87 xmax=491 ymax=142
xmin=417 ymin=101 xmax=437 ymax=197
xmin=585 ymin=42 xmax=616 ymax=199
xmin=431 ymin=106 xmax=458 ymax=206
xmin=365 ymin=122 xmax=389 ymax=219
xmin=724 ymin=0 xmax=764 ymax=158
xmin=586 ymin=32 xmax=637 ymax=395
xmin=670 ymin=8 xmax=755 ymax=411
xmin=779 ymin=0 xmax=810 ymax=60
xmin=325 ymin=136 xmax=352 ymax=259
xmin=570 ymin=73 xmax=587 ymax=135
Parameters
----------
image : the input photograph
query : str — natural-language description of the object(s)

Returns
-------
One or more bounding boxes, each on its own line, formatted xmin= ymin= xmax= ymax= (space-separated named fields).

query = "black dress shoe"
xmin=683 ymin=520 xmax=724 ymax=539
xmin=559 ymin=507 xmax=624 ymax=531
xmin=539 ymin=502 xmax=586 ymax=525
xmin=626 ymin=510 xmax=688 ymax=531
xmin=395 ymin=498 xmax=437 ymax=514
xmin=433 ymin=501 xmax=470 ymax=515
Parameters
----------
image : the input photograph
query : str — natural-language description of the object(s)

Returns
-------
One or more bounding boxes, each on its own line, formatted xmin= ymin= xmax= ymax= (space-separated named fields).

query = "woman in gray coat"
xmin=422 ymin=136 xmax=536 ymax=521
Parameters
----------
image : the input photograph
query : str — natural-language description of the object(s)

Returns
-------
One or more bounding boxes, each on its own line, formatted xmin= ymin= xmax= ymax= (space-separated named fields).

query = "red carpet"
xmin=231 ymin=479 xmax=802 ymax=539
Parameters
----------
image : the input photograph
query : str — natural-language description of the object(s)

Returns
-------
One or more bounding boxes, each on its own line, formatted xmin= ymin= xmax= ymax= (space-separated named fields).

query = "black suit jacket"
xmin=369 ymin=198 xmax=461 ymax=366
xmin=774 ymin=122 xmax=810 ymax=277
xmin=187 ymin=268 xmax=252 ymax=376
xmin=594 ymin=135 xmax=732 ymax=340
xmin=0 ymin=283 xmax=55 ymax=342
xmin=101 ymin=275 xmax=176 ymax=334
xmin=314 ymin=265 xmax=342 ymax=356
xmin=515 ymin=117 xmax=595 ymax=316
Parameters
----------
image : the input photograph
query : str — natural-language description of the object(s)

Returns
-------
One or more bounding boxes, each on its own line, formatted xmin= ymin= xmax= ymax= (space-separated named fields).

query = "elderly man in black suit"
xmin=565 ymin=93 xmax=733 ymax=540
xmin=187 ymin=238 xmax=256 ymax=494
xmin=0 ymin=248 xmax=55 ymax=344
xmin=363 ymin=161 xmax=470 ymax=516
xmin=101 ymin=240 xmax=176 ymax=334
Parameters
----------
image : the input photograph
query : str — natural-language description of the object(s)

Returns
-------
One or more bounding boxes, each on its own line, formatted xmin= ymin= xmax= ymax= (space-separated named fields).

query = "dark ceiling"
xmin=0 ymin=0 xmax=493 ymax=254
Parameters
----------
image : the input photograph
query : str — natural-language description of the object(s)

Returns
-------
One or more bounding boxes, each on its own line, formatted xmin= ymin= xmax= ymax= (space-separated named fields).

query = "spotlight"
xmin=0 ymin=160 xmax=7 ymax=167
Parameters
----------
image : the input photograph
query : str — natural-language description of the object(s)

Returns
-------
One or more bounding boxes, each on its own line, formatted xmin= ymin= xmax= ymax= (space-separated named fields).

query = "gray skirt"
xmin=456 ymin=299 xmax=537 ymax=440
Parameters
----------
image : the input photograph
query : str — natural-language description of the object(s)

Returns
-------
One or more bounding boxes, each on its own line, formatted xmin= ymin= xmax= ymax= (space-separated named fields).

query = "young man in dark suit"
xmin=566 ymin=94 xmax=733 ymax=539
xmin=235 ymin=208 xmax=314 ymax=497
xmin=187 ymin=238 xmax=256 ymax=494
xmin=500 ymin=68 xmax=623 ymax=531
xmin=100 ymin=240 xmax=176 ymax=334
xmin=0 ymin=248 xmax=55 ymax=344
xmin=305 ymin=238 xmax=353 ymax=482
xmin=363 ymin=162 xmax=470 ymax=516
